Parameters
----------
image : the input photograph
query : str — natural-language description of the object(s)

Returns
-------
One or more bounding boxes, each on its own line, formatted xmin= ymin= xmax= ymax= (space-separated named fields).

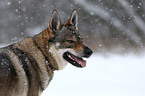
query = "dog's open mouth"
xmin=63 ymin=52 xmax=86 ymax=68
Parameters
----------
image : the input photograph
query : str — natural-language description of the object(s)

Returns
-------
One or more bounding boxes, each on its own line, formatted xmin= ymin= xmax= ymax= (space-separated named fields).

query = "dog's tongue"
xmin=72 ymin=55 xmax=86 ymax=67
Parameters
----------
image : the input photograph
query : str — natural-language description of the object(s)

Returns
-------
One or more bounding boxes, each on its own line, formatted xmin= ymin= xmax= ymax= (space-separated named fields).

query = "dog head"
xmin=48 ymin=9 xmax=93 ymax=70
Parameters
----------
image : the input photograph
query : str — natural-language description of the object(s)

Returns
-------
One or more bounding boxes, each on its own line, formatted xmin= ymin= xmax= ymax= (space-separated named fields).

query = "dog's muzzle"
xmin=63 ymin=46 xmax=93 ymax=68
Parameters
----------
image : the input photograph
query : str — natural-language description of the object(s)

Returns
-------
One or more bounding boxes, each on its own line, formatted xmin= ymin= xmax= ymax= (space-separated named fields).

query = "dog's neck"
xmin=14 ymin=28 xmax=59 ymax=90
xmin=33 ymin=28 xmax=59 ymax=70
xmin=14 ymin=37 xmax=52 ymax=90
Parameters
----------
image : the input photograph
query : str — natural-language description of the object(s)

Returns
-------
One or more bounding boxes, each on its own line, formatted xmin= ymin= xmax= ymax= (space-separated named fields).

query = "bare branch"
xmin=75 ymin=0 xmax=141 ymax=44
xmin=118 ymin=0 xmax=145 ymax=34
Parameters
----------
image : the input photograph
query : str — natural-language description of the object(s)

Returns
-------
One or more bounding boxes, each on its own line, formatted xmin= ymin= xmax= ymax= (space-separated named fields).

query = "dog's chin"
xmin=63 ymin=52 xmax=86 ymax=68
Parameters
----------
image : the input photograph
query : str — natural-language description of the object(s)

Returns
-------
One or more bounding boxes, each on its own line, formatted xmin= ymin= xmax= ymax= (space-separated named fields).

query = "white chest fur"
xmin=49 ymin=45 xmax=68 ymax=70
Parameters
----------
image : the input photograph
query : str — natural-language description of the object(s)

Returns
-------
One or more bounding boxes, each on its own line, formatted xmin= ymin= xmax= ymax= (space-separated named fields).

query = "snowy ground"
xmin=42 ymin=54 xmax=145 ymax=96
xmin=1 ymin=45 xmax=145 ymax=96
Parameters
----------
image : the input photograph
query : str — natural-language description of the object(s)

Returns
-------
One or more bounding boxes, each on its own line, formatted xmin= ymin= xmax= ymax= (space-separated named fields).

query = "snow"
xmin=0 ymin=44 xmax=145 ymax=96
xmin=42 ymin=54 xmax=145 ymax=96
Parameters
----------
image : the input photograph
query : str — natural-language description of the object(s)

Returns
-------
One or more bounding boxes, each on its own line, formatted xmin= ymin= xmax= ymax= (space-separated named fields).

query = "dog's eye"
xmin=67 ymin=40 xmax=75 ymax=43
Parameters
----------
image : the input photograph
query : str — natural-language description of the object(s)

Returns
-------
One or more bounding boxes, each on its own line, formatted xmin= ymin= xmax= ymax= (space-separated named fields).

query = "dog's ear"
xmin=49 ymin=9 xmax=62 ymax=31
xmin=65 ymin=9 xmax=78 ymax=30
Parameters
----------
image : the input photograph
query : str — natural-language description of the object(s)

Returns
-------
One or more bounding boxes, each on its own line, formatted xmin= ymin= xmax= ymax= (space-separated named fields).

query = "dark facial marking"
xmin=65 ymin=25 xmax=83 ymax=43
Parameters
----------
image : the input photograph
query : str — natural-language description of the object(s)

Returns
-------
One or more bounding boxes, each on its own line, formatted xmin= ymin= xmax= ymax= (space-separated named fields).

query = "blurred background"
xmin=0 ymin=0 xmax=145 ymax=54
xmin=0 ymin=0 xmax=145 ymax=96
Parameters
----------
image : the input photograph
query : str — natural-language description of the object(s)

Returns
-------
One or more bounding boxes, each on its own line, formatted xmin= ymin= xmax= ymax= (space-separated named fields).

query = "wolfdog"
xmin=0 ymin=9 xmax=93 ymax=96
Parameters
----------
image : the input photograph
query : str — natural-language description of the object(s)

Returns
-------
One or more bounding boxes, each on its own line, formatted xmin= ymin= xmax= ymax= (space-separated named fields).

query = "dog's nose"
xmin=84 ymin=46 xmax=93 ymax=58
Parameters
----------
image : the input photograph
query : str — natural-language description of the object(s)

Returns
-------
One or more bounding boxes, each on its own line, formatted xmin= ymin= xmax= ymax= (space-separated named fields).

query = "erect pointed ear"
xmin=49 ymin=9 xmax=62 ymax=31
xmin=65 ymin=9 xmax=78 ymax=30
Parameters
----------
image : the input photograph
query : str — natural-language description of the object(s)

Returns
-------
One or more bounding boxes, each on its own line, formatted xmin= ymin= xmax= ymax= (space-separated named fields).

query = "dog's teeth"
xmin=68 ymin=55 xmax=72 ymax=59
xmin=68 ymin=54 xmax=74 ymax=60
